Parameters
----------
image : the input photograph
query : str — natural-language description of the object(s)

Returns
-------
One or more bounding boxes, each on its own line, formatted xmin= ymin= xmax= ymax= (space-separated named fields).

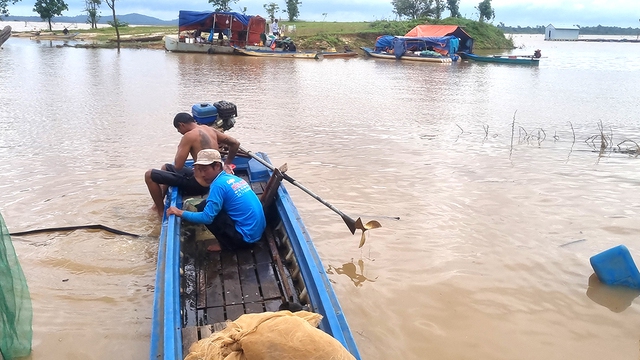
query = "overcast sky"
xmin=8 ymin=0 xmax=640 ymax=27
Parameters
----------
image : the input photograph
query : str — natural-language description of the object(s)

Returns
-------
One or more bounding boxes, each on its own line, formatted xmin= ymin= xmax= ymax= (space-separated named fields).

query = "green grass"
xmin=283 ymin=18 xmax=513 ymax=50
xmin=75 ymin=25 xmax=176 ymax=41
xmin=70 ymin=19 xmax=512 ymax=50
xmin=279 ymin=21 xmax=374 ymax=36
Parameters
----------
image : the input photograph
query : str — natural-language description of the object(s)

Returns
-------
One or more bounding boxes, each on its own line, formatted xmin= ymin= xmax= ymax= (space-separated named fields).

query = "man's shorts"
xmin=150 ymin=163 xmax=209 ymax=196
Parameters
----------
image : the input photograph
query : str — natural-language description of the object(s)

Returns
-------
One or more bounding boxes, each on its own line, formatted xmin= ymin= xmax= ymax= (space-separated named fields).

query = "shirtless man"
xmin=145 ymin=112 xmax=240 ymax=218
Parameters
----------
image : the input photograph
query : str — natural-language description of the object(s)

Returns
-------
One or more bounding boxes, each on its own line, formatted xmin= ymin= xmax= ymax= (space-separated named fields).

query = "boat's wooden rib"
xmin=150 ymin=153 xmax=361 ymax=360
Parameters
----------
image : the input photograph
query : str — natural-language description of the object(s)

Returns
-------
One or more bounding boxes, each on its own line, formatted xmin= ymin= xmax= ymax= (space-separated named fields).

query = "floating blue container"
xmin=191 ymin=103 xmax=218 ymax=125
xmin=590 ymin=245 xmax=640 ymax=289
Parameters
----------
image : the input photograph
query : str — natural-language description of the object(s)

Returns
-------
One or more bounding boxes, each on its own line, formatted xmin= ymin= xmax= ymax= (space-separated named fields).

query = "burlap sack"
xmin=184 ymin=310 xmax=356 ymax=360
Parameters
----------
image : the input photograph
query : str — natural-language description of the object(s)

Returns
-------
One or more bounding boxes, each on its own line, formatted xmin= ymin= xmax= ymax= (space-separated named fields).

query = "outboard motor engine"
xmin=213 ymin=100 xmax=238 ymax=131
xmin=191 ymin=101 xmax=238 ymax=132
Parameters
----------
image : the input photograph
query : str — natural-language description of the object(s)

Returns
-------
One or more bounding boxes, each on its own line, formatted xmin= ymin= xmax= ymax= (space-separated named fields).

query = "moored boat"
xmin=149 ymin=152 xmax=361 ymax=359
xmin=235 ymin=47 xmax=320 ymax=59
xmin=459 ymin=51 xmax=541 ymax=65
xmin=0 ymin=25 xmax=11 ymax=47
xmin=30 ymin=32 xmax=79 ymax=41
xmin=361 ymin=35 xmax=460 ymax=63
xmin=164 ymin=10 xmax=266 ymax=54
xmin=361 ymin=46 xmax=453 ymax=63
xmin=320 ymin=51 xmax=358 ymax=58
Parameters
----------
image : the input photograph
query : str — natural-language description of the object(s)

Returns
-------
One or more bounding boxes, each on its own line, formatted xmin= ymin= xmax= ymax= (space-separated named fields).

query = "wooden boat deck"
xmin=178 ymin=171 xmax=304 ymax=355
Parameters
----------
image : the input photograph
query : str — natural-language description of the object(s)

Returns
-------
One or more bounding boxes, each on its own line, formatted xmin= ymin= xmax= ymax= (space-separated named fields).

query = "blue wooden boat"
xmin=234 ymin=46 xmax=319 ymax=59
xmin=459 ymin=52 xmax=541 ymax=65
xmin=149 ymin=152 xmax=361 ymax=359
xmin=361 ymin=46 xmax=453 ymax=63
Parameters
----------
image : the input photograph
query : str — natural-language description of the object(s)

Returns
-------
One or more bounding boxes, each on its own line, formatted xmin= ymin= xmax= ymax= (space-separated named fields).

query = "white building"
xmin=545 ymin=24 xmax=580 ymax=40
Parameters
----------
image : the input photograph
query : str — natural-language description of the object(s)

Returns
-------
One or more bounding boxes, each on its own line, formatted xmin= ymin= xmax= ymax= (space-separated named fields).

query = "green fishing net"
xmin=0 ymin=212 xmax=32 ymax=359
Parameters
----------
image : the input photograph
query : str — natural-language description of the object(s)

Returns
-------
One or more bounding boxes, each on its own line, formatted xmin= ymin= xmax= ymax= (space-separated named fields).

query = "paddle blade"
xmin=363 ymin=220 xmax=382 ymax=230
xmin=359 ymin=231 xmax=367 ymax=248
xmin=356 ymin=219 xmax=382 ymax=248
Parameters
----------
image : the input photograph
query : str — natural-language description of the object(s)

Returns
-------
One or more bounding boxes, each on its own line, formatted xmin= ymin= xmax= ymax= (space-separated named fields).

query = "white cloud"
xmin=6 ymin=0 xmax=640 ymax=27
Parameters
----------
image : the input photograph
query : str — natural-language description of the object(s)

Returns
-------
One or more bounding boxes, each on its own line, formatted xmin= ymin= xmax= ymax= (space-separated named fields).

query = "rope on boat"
xmin=9 ymin=224 xmax=140 ymax=238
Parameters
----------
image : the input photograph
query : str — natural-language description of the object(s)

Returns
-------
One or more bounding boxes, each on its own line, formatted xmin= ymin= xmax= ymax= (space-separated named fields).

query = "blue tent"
xmin=176 ymin=10 xmax=267 ymax=46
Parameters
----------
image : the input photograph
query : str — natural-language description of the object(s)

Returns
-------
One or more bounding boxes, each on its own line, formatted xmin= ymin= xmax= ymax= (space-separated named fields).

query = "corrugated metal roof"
xmin=547 ymin=24 xmax=580 ymax=30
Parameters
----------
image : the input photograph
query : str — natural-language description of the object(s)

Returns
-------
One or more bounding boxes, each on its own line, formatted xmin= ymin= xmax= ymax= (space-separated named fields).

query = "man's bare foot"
xmin=149 ymin=205 xmax=163 ymax=218
xmin=207 ymin=244 xmax=222 ymax=252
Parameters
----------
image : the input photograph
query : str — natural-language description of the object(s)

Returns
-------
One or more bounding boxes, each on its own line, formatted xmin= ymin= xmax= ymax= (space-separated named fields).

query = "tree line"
xmin=1 ymin=0 xmax=304 ymax=30
xmin=208 ymin=0 xmax=301 ymax=22
xmin=391 ymin=0 xmax=495 ymax=23
xmin=497 ymin=23 xmax=640 ymax=36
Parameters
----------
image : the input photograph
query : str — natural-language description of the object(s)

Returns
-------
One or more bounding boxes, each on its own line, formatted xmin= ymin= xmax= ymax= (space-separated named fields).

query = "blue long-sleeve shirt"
xmin=182 ymin=172 xmax=266 ymax=243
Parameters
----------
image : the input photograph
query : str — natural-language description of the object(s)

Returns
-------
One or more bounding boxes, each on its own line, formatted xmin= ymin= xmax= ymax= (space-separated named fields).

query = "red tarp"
xmin=405 ymin=25 xmax=474 ymax=53
xmin=405 ymin=25 xmax=465 ymax=38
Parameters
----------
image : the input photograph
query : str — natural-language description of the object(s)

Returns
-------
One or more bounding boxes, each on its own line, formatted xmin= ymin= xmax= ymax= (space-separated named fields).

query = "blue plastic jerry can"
xmin=590 ymin=245 xmax=640 ymax=289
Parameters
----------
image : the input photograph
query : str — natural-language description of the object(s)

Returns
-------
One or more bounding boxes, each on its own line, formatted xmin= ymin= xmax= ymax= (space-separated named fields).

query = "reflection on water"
xmin=327 ymin=259 xmax=377 ymax=287
xmin=586 ymin=273 xmax=640 ymax=313
xmin=1 ymin=35 xmax=640 ymax=359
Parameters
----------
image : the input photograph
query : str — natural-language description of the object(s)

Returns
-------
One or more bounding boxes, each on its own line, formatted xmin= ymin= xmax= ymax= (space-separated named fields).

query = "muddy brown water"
xmin=1 ymin=35 xmax=640 ymax=359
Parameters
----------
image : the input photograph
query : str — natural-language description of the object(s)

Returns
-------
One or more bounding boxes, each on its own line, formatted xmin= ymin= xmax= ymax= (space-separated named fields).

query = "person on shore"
xmin=62 ymin=27 xmax=69 ymax=35
xmin=145 ymin=113 xmax=240 ymax=218
xmin=271 ymin=19 xmax=280 ymax=37
xmin=166 ymin=149 xmax=266 ymax=251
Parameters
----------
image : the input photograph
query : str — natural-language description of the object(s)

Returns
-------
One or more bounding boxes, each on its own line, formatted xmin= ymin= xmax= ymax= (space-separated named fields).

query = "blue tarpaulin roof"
xmin=178 ymin=10 xmax=253 ymax=31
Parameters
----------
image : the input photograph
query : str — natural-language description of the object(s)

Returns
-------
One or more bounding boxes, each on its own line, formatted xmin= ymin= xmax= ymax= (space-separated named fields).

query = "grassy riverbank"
xmin=14 ymin=18 xmax=513 ymax=51
xmin=287 ymin=18 xmax=514 ymax=50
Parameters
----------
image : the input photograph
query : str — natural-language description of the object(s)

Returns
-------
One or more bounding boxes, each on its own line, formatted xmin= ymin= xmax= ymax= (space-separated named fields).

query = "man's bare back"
xmin=175 ymin=125 xmax=239 ymax=170
xmin=145 ymin=113 xmax=240 ymax=218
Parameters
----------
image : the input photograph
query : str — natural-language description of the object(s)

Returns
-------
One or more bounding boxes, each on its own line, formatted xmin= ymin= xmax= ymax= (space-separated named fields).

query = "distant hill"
xmin=2 ymin=13 xmax=177 ymax=26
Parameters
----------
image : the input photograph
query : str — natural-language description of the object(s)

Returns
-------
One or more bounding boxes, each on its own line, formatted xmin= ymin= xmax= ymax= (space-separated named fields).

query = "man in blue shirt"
xmin=166 ymin=149 xmax=266 ymax=251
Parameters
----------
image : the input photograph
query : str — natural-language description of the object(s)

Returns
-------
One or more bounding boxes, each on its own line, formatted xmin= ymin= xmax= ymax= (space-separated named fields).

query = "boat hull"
xmin=320 ymin=51 xmax=358 ymax=58
xmin=0 ymin=25 xmax=11 ymax=47
xmin=164 ymin=35 xmax=235 ymax=54
xmin=361 ymin=47 xmax=452 ymax=63
xmin=460 ymin=52 xmax=540 ymax=65
xmin=235 ymin=47 xmax=319 ymax=59
xmin=30 ymin=33 xmax=79 ymax=41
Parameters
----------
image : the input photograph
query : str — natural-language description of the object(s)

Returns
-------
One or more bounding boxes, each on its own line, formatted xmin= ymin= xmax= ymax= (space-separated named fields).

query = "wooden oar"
xmin=240 ymin=146 xmax=372 ymax=236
